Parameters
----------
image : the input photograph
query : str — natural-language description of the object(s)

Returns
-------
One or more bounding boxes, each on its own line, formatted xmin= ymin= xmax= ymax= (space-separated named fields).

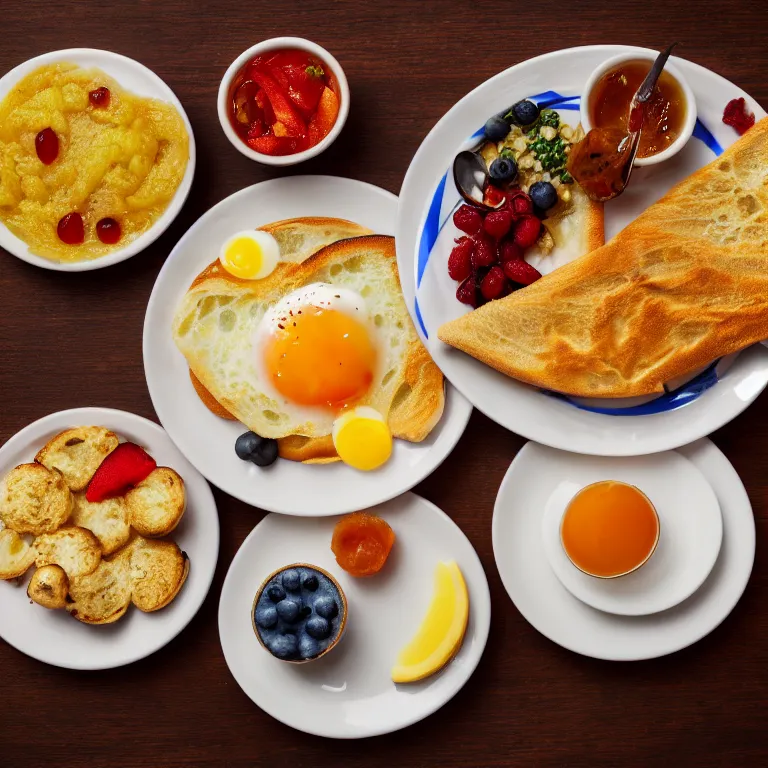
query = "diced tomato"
xmin=284 ymin=65 xmax=326 ymax=113
xmin=269 ymin=66 xmax=290 ymax=91
xmin=250 ymin=71 xmax=306 ymax=137
xmin=308 ymin=86 xmax=339 ymax=146
xmin=247 ymin=134 xmax=307 ymax=155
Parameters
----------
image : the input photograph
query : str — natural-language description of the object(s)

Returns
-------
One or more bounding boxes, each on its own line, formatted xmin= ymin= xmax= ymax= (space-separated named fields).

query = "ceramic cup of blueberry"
xmin=252 ymin=563 xmax=348 ymax=663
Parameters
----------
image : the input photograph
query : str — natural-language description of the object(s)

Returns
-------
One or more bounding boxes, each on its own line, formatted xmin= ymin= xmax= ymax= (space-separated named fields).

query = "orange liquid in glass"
xmin=561 ymin=481 xmax=659 ymax=578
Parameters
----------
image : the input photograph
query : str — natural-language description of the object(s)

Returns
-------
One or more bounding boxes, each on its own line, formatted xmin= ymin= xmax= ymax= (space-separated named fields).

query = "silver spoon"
xmin=453 ymin=149 xmax=506 ymax=211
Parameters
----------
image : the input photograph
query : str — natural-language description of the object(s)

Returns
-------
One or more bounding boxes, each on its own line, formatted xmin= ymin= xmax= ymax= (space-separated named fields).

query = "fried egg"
xmin=220 ymin=230 xmax=280 ymax=280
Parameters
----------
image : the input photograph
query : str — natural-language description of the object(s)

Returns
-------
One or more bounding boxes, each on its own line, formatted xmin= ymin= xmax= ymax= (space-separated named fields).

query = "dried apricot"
xmin=331 ymin=512 xmax=395 ymax=577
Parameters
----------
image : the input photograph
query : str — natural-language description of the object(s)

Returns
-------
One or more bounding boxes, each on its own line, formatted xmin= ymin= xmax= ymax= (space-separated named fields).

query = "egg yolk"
xmin=560 ymin=481 xmax=659 ymax=578
xmin=264 ymin=306 xmax=376 ymax=408
xmin=333 ymin=408 xmax=392 ymax=471
xmin=221 ymin=236 xmax=269 ymax=279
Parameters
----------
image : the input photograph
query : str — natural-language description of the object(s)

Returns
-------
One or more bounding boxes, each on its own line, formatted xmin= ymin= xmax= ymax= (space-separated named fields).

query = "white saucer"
xmin=539 ymin=451 xmax=722 ymax=616
xmin=0 ymin=49 xmax=196 ymax=271
xmin=218 ymin=492 xmax=491 ymax=738
xmin=0 ymin=408 xmax=219 ymax=669
xmin=144 ymin=176 xmax=472 ymax=516
xmin=492 ymin=439 xmax=754 ymax=661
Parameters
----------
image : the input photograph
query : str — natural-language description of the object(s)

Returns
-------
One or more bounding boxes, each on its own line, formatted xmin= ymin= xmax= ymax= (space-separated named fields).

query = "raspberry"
xmin=453 ymin=205 xmax=483 ymax=235
xmin=456 ymin=276 xmax=478 ymax=307
xmin=480 ymin=266 xmax=508 ymax=301
xmin=723 ymin=97 xmax=755 ymax=135
xmin=483 ymin=209 xmax=514 ymax=240
xmin=483 ymin=185 xmax=506 ymax=208
xmin=471 ymin=233 xmax=497 ymax=269
xmin=511 ymin=193 xmax=533 ymax=215
xmin=503 ymin=258 xmax=542 ymax=286
xmin=448 ymin=237 xmax=473 ymax=281
xmin=513 ymin=215 xmax=541 ymax=248
xmin=499 ymin=239 xmax=523 ymax=263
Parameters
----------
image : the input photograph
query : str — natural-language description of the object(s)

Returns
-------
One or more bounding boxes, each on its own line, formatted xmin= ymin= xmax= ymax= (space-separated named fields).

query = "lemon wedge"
xmin=391 ymin=560 xmax=469 ymax=683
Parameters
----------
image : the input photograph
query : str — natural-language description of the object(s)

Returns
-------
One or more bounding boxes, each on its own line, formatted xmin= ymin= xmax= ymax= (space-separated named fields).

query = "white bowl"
xmin=0 ymin=48 xmax=196 ymax=272
xmin=217 ymin=37 xmax=349 ymax=167
xmin=579 ymin=47 xmax=697 ymax=166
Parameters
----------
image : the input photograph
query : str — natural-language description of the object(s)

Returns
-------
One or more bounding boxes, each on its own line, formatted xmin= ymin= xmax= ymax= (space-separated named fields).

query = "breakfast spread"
xmin=0 ymin=63 xmax=189 ymax=262
xmin=173 ymin=220 xmax=445 ymax=471
xmin=253 ymin=564 xmax=346 ymax=661
xmin=228 ymin=49 xmax=340 ymax=155
xmin=0 ymin=425 xmax=189 ymax=624
xmin=439 ymin=118 xmax=768 ymax=398
xmin=331 ymin=512 xmax=395 ymax=576
xmin=561 ymin=481 xmax=660 ymax=578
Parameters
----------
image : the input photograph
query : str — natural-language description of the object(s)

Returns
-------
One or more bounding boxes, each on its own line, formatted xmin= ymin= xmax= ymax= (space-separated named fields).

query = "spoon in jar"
xmin=452 ymin=149 xmax=507 ymax=211
xmin=567 ymin=43 xmax=678 ymax=202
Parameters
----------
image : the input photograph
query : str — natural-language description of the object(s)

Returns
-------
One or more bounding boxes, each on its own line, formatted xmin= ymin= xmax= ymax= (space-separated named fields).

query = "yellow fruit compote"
xmin=0 ymin=63 xmax=189 ymax=262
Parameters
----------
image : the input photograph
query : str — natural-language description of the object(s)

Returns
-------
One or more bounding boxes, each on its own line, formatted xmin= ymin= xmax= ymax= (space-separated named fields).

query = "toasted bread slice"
xmin=174 ymin=235 xmax=445 ymax=441
xmin=259 ymin=217 xmax=373 ymax=263
xmin=35 ymin=426 xmax=119 ymax=491
xmin=27 ymin=564 xmax=69 ymax=609
xmin=34 ymin=526 xmax=102 ymax=578
xmin=0 ymin=529 xmax=36 ymax=580
xmin=66 ymin=547 xmax=132 ymax=625
xmin=125 ymin=468 xmax=186 ymax=537
xmin=71 ymin=493 xmax=131 ymax=555
xmin=129 ymin=536 xmax=189 ymax=612
xmin=0 ymin=463 xmax=72 ymax=536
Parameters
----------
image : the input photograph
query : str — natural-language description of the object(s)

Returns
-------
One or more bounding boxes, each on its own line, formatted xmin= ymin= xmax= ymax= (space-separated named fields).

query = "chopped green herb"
xmin=305 ymin=65 xmax=325 ymax=78
xmin=558 ymin=170 xmax=574 ymax=184
xmin=499 ymin=147 xmax=516 ymax=160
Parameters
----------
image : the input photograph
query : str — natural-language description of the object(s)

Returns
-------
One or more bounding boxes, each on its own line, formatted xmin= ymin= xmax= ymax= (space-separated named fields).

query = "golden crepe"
xmin=439 ymin=118 xmax=768 ymax=398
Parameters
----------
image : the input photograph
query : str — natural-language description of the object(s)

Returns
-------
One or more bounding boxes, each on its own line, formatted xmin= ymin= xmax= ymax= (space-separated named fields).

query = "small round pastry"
xmin=27 ymin=565 xmax=69 ymax=610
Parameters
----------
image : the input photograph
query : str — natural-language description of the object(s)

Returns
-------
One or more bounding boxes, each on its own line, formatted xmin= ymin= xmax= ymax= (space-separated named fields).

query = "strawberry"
xmin=499 ymin=239 xmax=523 ymax=263
xmin=448 ymin=237 xmax=474 ymax=281
xmin=85 ymin=443 xmax=157 ymax=503
xmin=453 ymin=205 xmax=483 ymax=235
xmin=483 ymin=209 xmax=514 ymax=240
xmin=480 ymin=266 xmax=508 ymax=301
xmin=503 ymin=258 xmax=542 ymax=286
xmin=456 ymin=276 xmax=479 ymax=307
xmin=513 ymin=215 xmax=541 ymax=248
xmin=471 ymin=233 xmax=497 ymax=269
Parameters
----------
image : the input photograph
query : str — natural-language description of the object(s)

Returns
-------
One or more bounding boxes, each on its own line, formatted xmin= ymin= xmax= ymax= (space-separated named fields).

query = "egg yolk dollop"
xmin=332 ymin=407 xmax=392 ymax=471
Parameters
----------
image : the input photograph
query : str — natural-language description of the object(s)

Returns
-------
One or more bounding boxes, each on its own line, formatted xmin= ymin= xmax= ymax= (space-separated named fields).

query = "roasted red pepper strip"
xmin=308 ymin=86 xmax=339 ymax=145
xmin=247 ymin=134 xmax=306 ymax=155
xmin=250 ymin=71 xmax=306 ymax=137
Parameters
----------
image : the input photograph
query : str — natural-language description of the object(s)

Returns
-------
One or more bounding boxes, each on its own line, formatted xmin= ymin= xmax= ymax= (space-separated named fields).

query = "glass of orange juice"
xmin=560 ymin=480 xmax=660 ymax=579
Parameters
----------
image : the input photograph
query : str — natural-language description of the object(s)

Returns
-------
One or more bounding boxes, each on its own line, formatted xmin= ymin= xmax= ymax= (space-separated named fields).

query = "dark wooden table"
xmin=2 ymin=1 xmax=766 ymax=766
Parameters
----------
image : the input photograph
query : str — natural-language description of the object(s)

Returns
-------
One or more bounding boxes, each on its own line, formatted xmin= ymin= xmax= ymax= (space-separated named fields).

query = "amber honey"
xmin=560 ymin=481 xmax=659 ymax=578
xmin=589 ymin=60 xmax=686 ymax=158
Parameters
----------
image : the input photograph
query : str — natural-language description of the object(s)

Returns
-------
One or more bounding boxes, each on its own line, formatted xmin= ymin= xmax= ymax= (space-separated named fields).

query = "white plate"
xmin=397 ymin=45 xmax=768 ymax=456
xmin=144 ymin=176 xmax=472 ymax=516
xmin=0 ymin=408 xmax=219 ymax=669
xmin=538 ymin=450 xmax=722 ymax=616
xmin=0 ymin=48 xmax=196 ymax=271
xmin=218 ymin=492 xmax=491 ymax=738
xmin=493 ymin=440 xmax=754 ymax=660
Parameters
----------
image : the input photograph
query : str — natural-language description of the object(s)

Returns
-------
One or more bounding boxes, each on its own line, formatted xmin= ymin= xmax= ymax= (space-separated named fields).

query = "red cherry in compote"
xmin=35 ymin=128 xmax=59 ymax=165
xmin=57 ymin=212 xmax=84 ymax=245
xmin=89 ymin=87 xmax=111 ymax=108
xmin=96 ymin=217 xmax=121 ymax=244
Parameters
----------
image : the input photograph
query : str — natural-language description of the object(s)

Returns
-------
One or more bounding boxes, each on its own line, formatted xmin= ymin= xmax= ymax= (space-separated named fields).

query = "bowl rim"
xmin=578 ymin=48 xmax=697 ymax=167
xmin=217 ymin=37 xmax=350 ymax=167
xmin=251 ymin=562 xmax=348 ymax=663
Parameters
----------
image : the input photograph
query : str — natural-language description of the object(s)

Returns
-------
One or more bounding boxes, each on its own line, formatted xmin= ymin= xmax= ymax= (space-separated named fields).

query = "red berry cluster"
xmin=449 ymin=191 xmax=543 ymax=308
xmin=722 ymin=97 xmax=755 ymax=136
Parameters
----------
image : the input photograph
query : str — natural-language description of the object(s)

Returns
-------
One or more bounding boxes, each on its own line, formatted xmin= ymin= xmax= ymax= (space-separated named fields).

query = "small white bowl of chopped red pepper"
xmin=217 ymin=37 xmax=350 ymax=167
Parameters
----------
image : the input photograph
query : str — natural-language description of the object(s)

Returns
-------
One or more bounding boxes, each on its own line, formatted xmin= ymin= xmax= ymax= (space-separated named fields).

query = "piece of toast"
xmin=125 ymin=468 xmax=186 ymax=538
xmin=129 ymin=536 xmax=189 ymax=612
xmin=0 ymin=529 xmax=36 ymax=580
xmin=34 ymin=526 xmax=102 ymax=578
xmin=0 ymin=463 xmax=72 ymax=536
xmin=71 ymin=493 xmax=131 ymax=555
xmin=66 ymin=546 xmax=132 ymax=625
xmin=27 ymin=564 xmax=69 ymax=609
xmin=259 ymin=217 xmax=373 ymax=263
xmin=438 ymin=118 xmax=768 ymax=397
xmin=35 ymin=426 xmax=119 ymax=491
xmin=174 ymin=235 xmax=445 ymax=443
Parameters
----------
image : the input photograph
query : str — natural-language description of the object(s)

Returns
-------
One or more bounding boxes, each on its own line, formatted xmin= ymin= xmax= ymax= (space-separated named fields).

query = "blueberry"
xmin=266 ymin=584 xmax=285 ymax=603
xmin=302 ymin=573 xmax=319 ymax=591
xmin=484 ymin=115 xmax=510 ymax=141
xmin=276 ymin=599 xmax=300 ymax=623
xmin=314 ymin=596 xmax=338 ymax=619
xmin=529 ymin=181 xmax=558 ymax=211
xmin=234 ymin=431 xmax=279 ymax=467
xmin=299 ymin=635 xmax=320 ymax=660
xmin=255 ymin=606 xmax=278 ymax=629
xmin=306 ymin=616 xmax=331 ymax=640
xmin=269 ymin=633 xmax=298 ymax=659
xmin=489 ymin=156 xmax=518 ymax=183
xmin=510 ymin=99 xmax=540 ymax=126
xmin=282 ymin=569 xmax=300 ymax=591
xmin=299 ymin=605 xmax=312 ymax=619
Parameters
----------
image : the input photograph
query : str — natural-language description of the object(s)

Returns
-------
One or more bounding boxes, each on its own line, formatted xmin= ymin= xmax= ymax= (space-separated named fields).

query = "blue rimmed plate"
xmin=397 ymin=45 xmax=768 ymax=456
